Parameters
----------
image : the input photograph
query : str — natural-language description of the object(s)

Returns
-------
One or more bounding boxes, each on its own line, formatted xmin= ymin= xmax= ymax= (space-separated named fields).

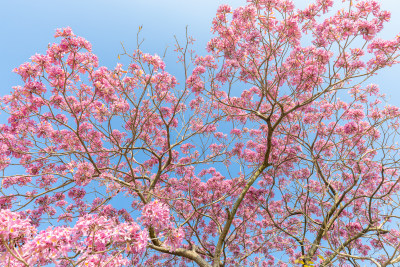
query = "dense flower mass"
xmin=0 ymin=211 xmax=148 ymax=266
xmin=1 ymin=0 xmax=400 ymax=266
xmin=140 ymin=200 xmax=172 ymax=232
xmin=0 ymin=209 xmax=36 ymax=244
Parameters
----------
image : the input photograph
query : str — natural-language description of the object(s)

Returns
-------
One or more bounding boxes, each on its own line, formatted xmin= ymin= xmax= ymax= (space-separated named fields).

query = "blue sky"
xmin=1 ymin=0 xmax=400 ymax=107
xmin=0 ymin=1 xmax=399 ymax=263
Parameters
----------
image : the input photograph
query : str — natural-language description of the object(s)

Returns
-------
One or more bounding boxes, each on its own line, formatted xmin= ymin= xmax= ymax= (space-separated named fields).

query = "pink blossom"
xmin=73 ymin=162 xmax=95 ymax=186
xmin=140 ymin=201 xmax=172 ymax=232
xmin=165 ymin=228 xmax=185 ymax=251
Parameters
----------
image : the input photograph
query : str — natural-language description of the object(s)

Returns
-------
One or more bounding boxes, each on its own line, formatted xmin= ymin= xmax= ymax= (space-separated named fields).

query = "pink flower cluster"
xmin=0 ymin=212 xmax=148 ymax=266
xmin=73 ymin=162 xmax=95 ymax=186
xmin=140 ymin=201 xmax=185 ymax=251
xmin=140 ymin=200 xmax=172 ymax=232
xmin=0 ymin=209 xmax=36 ymax=244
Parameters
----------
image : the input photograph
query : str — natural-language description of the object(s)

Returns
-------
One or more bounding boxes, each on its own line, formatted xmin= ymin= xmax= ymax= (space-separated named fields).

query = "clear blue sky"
xmin=1 ymin=0 xmax=400 ymax=110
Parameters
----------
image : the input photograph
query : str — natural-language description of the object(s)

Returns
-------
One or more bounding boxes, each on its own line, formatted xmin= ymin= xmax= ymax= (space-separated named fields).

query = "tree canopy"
xmin=1 ymin=0 xmax=400 ymax=266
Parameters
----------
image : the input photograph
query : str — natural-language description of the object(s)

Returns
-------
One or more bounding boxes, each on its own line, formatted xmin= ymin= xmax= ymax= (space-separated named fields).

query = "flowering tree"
xmin=1 ymin=0 xmax=400 ymax=266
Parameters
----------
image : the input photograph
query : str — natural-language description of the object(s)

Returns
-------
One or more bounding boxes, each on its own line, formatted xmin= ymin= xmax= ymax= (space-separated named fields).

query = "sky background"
xmin=0 ymin=0 xmax=399 ymax=262
xmin=1 ymin=0 xmax=400 ymax=109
